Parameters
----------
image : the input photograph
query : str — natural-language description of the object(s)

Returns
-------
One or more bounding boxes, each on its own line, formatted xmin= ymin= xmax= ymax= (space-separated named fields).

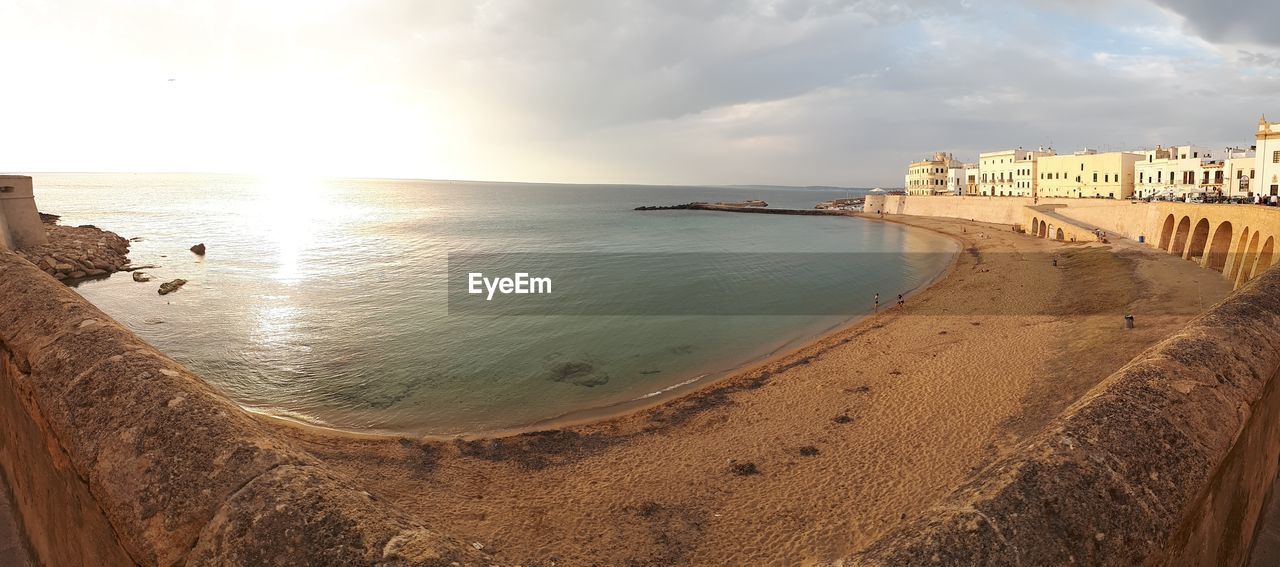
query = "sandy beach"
xmin=271 ymin=214 xmax=1233 ymax=566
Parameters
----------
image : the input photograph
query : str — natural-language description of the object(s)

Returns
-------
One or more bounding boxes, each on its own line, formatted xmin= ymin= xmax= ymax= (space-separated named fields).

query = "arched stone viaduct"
xmin=1025 ymin=201 xmax=1279 ymax=289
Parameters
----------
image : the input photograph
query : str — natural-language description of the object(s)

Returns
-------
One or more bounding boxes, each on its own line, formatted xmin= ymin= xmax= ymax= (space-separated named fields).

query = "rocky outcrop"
xmin=158 ymin=279 xmax=187 ymax=295
xmin=12 ymin=218 xmax=130 ymax=282
xmin=190 ymin=243 xmax=206 ymax=255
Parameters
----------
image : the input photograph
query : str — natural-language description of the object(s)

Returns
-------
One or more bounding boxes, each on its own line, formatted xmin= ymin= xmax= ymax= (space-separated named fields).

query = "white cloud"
xmin=0 ymin=0 xmax=1278 ymax=186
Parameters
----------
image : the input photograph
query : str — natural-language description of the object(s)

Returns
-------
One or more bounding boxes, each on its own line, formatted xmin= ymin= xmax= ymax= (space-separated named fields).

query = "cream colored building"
xmin=963 ymin=163 xmax=980 ymax=196
xmin=1036 ymin=150 xmax=1142 ymax=199
xmin=905 ymin=152 xmax=962 ymax=196
xmin=977 ymin=148 xmax=1055 ymax=197
xmin=1257 ymin=116 xmax=1280 ymax=198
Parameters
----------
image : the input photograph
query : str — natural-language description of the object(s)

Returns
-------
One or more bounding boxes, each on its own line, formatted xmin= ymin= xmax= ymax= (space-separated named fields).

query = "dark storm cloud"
xmin=1148 ymin=0 xmax=1280 ymax=46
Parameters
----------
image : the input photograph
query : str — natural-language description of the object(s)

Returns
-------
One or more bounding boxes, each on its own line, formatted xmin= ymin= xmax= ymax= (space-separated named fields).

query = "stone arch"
xmin=1157 ymin=214 xmax=1175 ymax=250
xmin=1257 ymin=236 xmax=1276 ymax=276
xmin=1239 ymin=232 xmax=1263 ymax=284
xmin=1055 ymin=228 xmax=1064 ymax=241
xmin=1170 ymin=216 xmax=1191 ymax=254
xmin=1228 ymin=227 xmax=1251 ymax=282
xmin=1205 ymin=221 xmax=1233 ymax=272
xmin=1184 ymin=218 xmax=1210 ymax=261
xmin=1030 ymin=216 xmax=1038 ymax=236
xmin=1039 ymin=220 xmax=1047 ymax=238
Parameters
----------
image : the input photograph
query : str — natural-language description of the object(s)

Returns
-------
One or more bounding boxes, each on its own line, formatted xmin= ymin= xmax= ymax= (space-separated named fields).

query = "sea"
xmin=32 ymin=174 xmax=957 ymax=435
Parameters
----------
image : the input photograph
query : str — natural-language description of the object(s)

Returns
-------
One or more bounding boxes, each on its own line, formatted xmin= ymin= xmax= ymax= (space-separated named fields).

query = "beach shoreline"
xmin=264 ymin=213 xmax=1235 ymax=565
xmin=252 ymin=210 xmax=963 ymax=441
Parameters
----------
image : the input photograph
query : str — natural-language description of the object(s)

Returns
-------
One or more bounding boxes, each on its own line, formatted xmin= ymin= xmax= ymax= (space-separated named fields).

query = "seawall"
xmin=885 ymin=195 xmax=1280 ymax=289
xmin=0 ymin=249 xmax=480 ymax=566
xmin=850 ymin=261 xmax=1280 ymax=566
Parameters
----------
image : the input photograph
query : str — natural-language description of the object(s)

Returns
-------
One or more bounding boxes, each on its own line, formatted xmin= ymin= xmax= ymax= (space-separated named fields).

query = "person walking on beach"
xmin=874 ymin=293 xmax=880 ymax=312
xmin=897 ymin=293 xmax=904 ymax=307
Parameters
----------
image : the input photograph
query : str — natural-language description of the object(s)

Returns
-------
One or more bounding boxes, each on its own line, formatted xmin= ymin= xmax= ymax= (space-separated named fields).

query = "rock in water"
xmin=132 ymin=271 xmax=152 ymax=283
xmin=190 ymin=243 xmax=206 ymax=255
xmin=158 ymin=279 xmax=187 ymax=295
xmin=546 ymin=361 xmax=610 ymax=387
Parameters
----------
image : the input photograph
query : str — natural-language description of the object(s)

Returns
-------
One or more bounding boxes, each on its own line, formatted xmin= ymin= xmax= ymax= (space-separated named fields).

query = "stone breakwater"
xmin=12 ymin=219 xmax=130 ymax=281
xmin=636 ymin=202 xmax=850 ymax=216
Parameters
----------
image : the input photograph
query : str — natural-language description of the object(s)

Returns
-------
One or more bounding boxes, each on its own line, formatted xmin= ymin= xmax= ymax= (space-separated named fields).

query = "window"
xmin=1093 ymin=173 xmax=1098 ymax=182
xmin=1273 ymin=151 xmax=1279 ymax=164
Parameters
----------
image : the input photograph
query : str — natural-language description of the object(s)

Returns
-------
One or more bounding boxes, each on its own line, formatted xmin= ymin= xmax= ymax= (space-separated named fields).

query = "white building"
xmin=1257 ymin=116 xmax=1280 ymax=198
xmin=1133 ymin=145 xmax=1223 ymax=200
xmin=946 ymin=163 xmax=966 ymax=195
xmin=1223 ymin=147 xmax=1257 ymax=199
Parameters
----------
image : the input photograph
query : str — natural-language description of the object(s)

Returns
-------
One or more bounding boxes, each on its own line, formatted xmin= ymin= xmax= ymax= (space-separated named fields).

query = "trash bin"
xmin=1124 ymin=315 xmax=1135 ymax=329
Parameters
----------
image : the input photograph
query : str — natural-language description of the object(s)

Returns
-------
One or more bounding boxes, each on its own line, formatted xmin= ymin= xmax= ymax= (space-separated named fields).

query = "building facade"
xmin=1036 ymin=150 xmax=1142 ymax=199
xmin=946 ymin=164 xmax=966 ymax=195
xmin=1224 ymin=152 xmax=1257 ymax=199
xmin=977 ymin=148 xmax=1055 ymax=197
xmin=1257 ymin=116 xmax=1280 ymax=198
xmin=964 ymin=163 xmax=980 ymax=196
xmin=905 ymin=152 xmax=962 ymax=196
xmin=1133 ymin=145 xmax=1233 ymax=200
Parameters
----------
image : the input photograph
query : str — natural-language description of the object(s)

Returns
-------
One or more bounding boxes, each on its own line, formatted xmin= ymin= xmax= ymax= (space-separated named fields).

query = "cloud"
xmin=1 ymin=0 xmax=1278 ymax=186
xmin=1147 ymin=0 xmax=1280 ymax=46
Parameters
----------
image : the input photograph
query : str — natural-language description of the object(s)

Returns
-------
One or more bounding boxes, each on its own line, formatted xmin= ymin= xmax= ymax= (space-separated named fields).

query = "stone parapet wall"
xmin=849 ymin=264 xmax=1280 ymax=566
xmin=0 ymin=249 xmax=480 ymax=566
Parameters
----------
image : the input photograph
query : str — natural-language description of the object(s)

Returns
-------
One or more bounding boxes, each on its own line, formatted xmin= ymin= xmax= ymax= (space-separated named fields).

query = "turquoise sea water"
xmin=33 ymin=174 xmax=955 ymax=434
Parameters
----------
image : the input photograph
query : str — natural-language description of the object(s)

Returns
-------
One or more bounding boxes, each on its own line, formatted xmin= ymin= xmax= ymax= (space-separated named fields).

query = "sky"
xmin=2 ymin=0 xmax=1279 ymax=187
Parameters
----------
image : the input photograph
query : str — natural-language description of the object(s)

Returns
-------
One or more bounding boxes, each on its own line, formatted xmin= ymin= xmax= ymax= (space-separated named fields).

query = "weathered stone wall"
xmin=884 ymin=194 xmax=1038 ymax=226
xmin=850 ymin=263 xmax=1280 ymax=566
xmin=0 ymin=249 xmax=480 ymax=566
xmin=0 ymin=176 xmax=48 ymax=250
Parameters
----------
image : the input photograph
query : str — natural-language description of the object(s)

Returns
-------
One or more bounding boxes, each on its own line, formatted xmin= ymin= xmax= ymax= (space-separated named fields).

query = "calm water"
xmin=34 ymin=174 xmax=955 ymax=435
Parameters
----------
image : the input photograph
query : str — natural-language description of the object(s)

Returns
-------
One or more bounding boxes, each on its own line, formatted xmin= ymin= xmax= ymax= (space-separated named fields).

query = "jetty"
xmin=635 ymin=201 xmax=852 ymax=216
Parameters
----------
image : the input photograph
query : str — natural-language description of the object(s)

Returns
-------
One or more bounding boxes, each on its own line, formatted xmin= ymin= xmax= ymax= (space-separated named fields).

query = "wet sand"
xmin=269 ymin=215 xmax=1233 ymax=566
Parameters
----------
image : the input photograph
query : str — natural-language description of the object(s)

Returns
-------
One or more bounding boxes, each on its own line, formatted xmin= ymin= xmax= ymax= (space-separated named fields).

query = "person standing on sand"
xmin=897 ymin=294 xmax=904 ymax=307
xmin=874 ymin=293 xmax=880 ymax=312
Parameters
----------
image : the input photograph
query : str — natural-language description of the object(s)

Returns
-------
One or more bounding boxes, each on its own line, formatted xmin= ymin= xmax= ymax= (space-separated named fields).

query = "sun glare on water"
xmin=252 ymin=172 xmax=340 ymax=284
